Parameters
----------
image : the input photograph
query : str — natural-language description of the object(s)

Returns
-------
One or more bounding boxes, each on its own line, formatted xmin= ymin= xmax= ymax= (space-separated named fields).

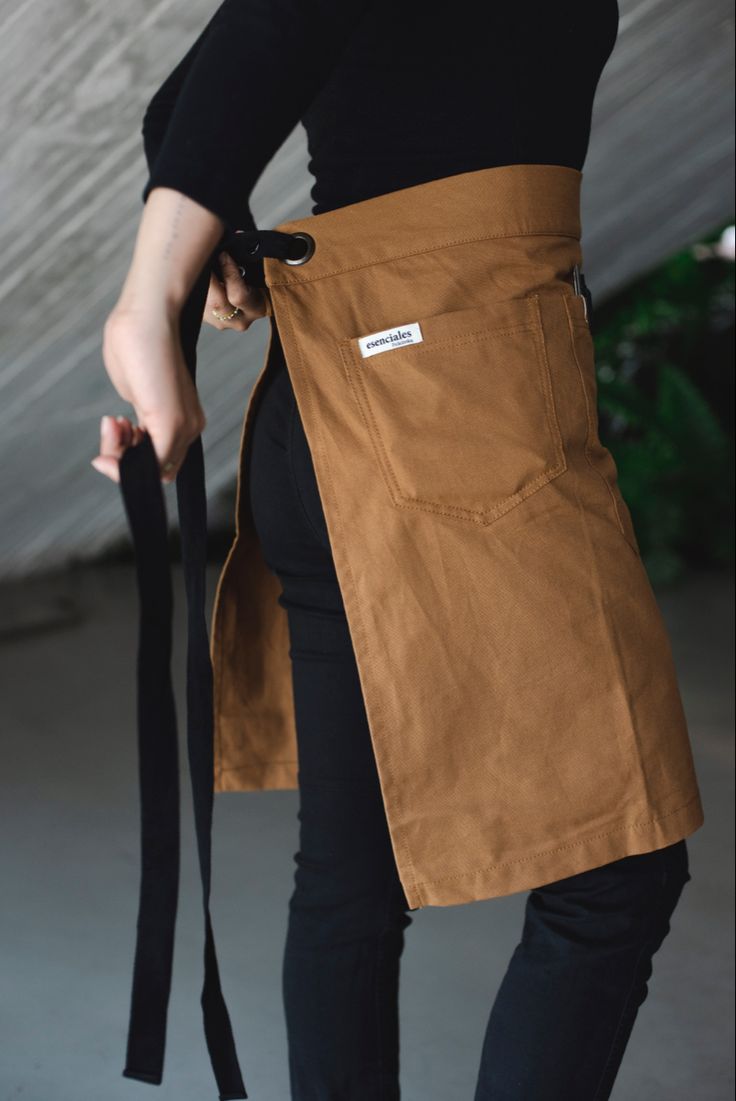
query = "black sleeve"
xmin=141 ymin=17 xmax=221 ymax=182
xmin=140 ymin=0 xmax=371 ymax=235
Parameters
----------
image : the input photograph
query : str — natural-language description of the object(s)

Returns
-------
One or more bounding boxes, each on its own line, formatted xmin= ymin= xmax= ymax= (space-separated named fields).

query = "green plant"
xmin=591 ymin=226 xmax=735 ymax=587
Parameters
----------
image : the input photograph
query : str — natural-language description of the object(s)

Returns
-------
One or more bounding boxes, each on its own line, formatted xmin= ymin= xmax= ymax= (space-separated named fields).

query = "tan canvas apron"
xmin=209 ymin=162 xmax=705 ymax=910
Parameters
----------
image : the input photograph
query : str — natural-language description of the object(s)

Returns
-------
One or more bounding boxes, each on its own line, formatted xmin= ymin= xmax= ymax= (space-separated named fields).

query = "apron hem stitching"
xmin=410 ymin=793 xmax=702 ymax=888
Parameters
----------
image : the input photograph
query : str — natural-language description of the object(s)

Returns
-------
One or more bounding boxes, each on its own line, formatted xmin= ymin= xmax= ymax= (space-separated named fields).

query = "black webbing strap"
xmin=117 ymin=227 xmax=310 ymax=1099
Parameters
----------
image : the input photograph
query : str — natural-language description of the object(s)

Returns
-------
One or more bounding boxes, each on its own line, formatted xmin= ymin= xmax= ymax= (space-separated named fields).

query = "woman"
xmin=94 ymin=2 xmax=705 ymax=1098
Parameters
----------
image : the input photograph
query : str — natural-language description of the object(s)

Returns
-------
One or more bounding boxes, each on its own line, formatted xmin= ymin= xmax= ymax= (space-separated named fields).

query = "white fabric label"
xmin=357 ymin=322 xmax=423 ymax=359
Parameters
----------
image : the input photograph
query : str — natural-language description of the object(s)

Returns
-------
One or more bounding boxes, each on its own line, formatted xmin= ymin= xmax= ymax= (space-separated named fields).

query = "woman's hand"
xmin=91 ymin=188 xmax=268 ymax=485
xmin=204 ymin=250 xmax=269 ymax=332
xmin=92 ymin=305 xmax=206 ymax=484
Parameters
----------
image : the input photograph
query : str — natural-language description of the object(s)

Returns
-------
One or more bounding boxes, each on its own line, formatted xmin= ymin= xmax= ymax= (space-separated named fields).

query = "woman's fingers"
xmin=218 ymin=252 xmax=268 ymax=324
xmin=203 ymin=271 xmax=237 ymax=331
xmin=90 ymin=415 xmax=160 ymax=483
xmin=203 ymin=251 xmax=268 ymax=332
xmin=90 ymin=415 xmax=191 ymax=484
xmin=90 ymin=414 xmax=130 ymax=482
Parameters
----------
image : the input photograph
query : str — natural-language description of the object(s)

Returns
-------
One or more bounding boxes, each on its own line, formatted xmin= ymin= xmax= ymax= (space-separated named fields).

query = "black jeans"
xmin=246 ymin=326 xmax=692 ymax=1101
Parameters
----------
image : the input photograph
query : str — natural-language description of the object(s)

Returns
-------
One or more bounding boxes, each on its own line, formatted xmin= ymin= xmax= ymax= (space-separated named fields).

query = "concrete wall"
xmin=0 ymin=0 xmax=733 ymax=579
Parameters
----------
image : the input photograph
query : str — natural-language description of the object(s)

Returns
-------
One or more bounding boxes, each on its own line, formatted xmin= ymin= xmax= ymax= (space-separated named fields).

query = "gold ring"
xmin=211 ymin=304 xmax=242 ymax=322
xmin=162 ymin=461 xmax=176 ymax=473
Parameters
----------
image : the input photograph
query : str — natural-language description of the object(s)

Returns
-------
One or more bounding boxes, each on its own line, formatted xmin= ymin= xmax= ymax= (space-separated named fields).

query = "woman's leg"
xmin=473 ymin=838 xmax=692 ymax=1101
xmin=248 ymin=332 xmax=414 ymax=1101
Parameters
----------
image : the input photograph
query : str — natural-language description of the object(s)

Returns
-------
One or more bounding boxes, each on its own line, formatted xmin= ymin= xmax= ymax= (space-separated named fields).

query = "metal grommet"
xmin=283 ymin=232 xmax=316 ymax=266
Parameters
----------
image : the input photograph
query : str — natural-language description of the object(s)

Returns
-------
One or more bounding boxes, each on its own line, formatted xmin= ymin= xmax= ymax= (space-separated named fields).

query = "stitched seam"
xmin=342 ymin=323 xmax=538 ymax=358
xmin=529 ymin=292 xmax=568 ymax=470
xmin=563 ymin=295 xmax=633 ymax=548
xmin=339 ymin=301 xmax=566 ymax=524
xmin=280 ymin=292 xmax=422 ymax=905
xmin=218 ymin=760 xmax=298 ymax=771
xmin=339 ymin=341 xmax=406 ymax=509
xmin=411 ymin=794 xmax=702 ymax=888
xmin=267 ymin=228 xmax=581 ymax=286
xmin=394 ymin=323 xmax=535 ymax=348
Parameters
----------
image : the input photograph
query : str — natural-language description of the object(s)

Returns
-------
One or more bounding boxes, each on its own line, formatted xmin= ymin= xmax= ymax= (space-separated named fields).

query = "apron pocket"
xmin=338 ymin=292 xmax=566 ymax=526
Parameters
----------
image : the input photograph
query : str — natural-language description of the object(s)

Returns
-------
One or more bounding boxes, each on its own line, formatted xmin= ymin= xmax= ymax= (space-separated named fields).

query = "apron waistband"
xmin=263 ymin=163 xmax=583 ymax=286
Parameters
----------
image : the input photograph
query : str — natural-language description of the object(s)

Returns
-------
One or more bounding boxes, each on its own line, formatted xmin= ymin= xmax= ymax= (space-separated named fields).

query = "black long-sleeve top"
xmin=141 ymin=0 xmax=619 ymax=238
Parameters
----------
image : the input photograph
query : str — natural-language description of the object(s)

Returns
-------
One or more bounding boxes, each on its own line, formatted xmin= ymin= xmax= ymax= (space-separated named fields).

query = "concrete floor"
xmin=0 ymin=562 xmax=733 ymax=1101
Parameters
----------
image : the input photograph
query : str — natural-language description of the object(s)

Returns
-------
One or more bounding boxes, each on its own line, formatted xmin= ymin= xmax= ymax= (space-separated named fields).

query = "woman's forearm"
xmin=116 ymin=186 xmax=225 ymax=320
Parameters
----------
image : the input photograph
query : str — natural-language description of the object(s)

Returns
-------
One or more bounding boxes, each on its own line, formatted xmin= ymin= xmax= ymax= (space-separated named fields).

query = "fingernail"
xmin=90 ymin=457 xmax=103 ymax=472
xmin=101 ymin=415 xmax=112 ymax=432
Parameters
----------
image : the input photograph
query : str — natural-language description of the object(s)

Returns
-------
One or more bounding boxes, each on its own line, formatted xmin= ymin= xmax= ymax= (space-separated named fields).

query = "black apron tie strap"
xmin=117 ymin=226 xmax=314 ymax=1100
xmin=217 ymin=227 xmax=316 ymax=286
